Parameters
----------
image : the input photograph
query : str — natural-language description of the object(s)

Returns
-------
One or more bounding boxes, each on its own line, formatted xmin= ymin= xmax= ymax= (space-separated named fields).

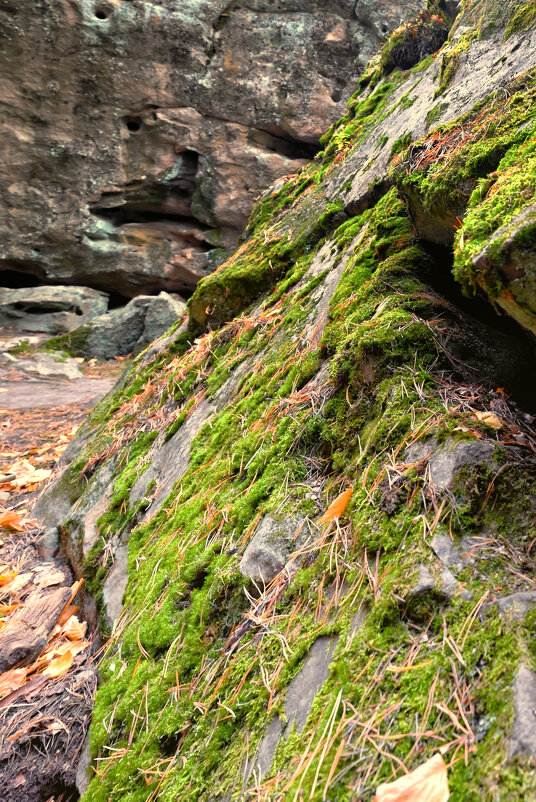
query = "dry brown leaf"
xmin=3 ymin=459 xmax=52 ymax=489
xmin=0 ymin=510 xmax=26 ymax=532
xmin=318 ymin=486 xmax=353 ymax=524
xmin=373 ymin=754 xmax=449 ymax=802
xmin=0 ymin=667 xmax=29 ymax=699
xmin=0 ymin=573 xmax=33 ymax=596
xmin=473 ymin=410 xmax=502 ymax=430
xmin=0 ymin=603 xmax=20 ymax=615
xmin=42 ymin=650 xmax=73 ymax=678
xmin=0 ymin=571 xmax=19 ymax=586
xmin=61 ymin=615 xmax=87 ymax=641
xmin=39 ymin=571 xmax=65 ymax=588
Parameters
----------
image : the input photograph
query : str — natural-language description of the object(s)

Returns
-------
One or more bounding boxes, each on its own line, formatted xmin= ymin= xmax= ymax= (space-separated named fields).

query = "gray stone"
xmin=441 ymin=568 xmax=472 ymax=602
xmin=129 ymin=399 xmax=215 ymax=516
xmin=0 ymin=0 xmax=423 ymax=297
xmin=75 ymin=731 xmax=92 ymax=796
xmin=430 ymin=532 xmax=480 ymax=573
xmin=245 ymin=717 xmax=284 ymax=786
xmin=285 ymin=636 xmax=338 ymax=733
xmin=15 ymin=352 xmax=83 ymax=381
xmin=37 ymin=526 xmax=60 ymax=561
xmin=406 ymin=437 xmax=496 ymax=491
xmin=56 ymin=291 xmax=185 ymax=360
xmin=141 ymin=292 xmax=186 ymax=345
xmin=496 ymin=592 xmax=536 ymax=620
xmin=102 ymin=544 xmax=129 ymax=630
xmin=412 ymin=564 xmax=436 ymax=595
xmin=239 ymin=515 xmax=304 ymax=585
xmin=510 ymin=665 xmax=536 ymax=758
xmin=0 ymin=286 xmax=108 ymax=333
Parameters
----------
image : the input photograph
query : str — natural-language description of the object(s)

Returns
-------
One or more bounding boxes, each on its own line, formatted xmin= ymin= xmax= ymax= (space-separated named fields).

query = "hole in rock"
xmin=12 ymin=301 xmax=84 ymax=316
xmin=124 ymin=116 xmax=142 ymax=133
xmin=0 ymin=269 xmax=43 ymax=289
xmin=254 ymin=125 xmax=321 ymax=159
xmin=419 ymin=241 xmax=536 ymax=412
xmin=94 ymin=7 xmax=109 ymax=19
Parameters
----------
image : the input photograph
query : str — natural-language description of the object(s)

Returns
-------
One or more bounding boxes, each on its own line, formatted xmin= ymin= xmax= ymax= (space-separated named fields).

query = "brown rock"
xmin=0 ymin=0 xmax=423 ymax=297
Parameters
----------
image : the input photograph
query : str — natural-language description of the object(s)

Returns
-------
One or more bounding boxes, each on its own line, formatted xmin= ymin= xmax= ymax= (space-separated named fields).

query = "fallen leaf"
xmin=0 ymin=571 xmax=19 ymax=586
xmin=473 ymin=410 xmax=502 ymax=430
xmin=373 ymin=753 xmax=449 ymax=802
xmin=0 ymin=511 xmax=26 ymax=532
xmin=61 ymin=615 xmax=87 ymax=641
xmin=39 ymin=571 xmax=65 ymax=588
xmin=42 ymin=650 xmax=73 ymax=678
xmin=318 ymin=486 xmax=353 ymax=524
xmin=2 ymin=458 xmax=51 ymax=489
xmin=0 ymin=603 xmax=20 ymax=615
xmin=0 ymin=667 xmax=29 ymax=699
xmin=0 ymin=573 xmax=33 ymax=596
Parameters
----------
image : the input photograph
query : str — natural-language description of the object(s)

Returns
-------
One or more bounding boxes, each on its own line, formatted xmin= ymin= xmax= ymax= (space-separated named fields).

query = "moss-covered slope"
xmin=37 ymin=1 xmax=536 ymax=799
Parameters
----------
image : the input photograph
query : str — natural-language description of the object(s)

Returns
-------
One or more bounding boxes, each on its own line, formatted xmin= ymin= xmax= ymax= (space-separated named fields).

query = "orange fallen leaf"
xmin=0 ymin=511 xmax=25 ymax=532
xmin=61 ymin=615 xmax=87 ymax=641
xmin=0 ymin=573 xmax=33 ymax=596
xmin=373 ymin=753 xmax=449 ymax=802
xmin=473 ymin=410 xmax=502 ymax=430
xmin=0 ymin=572 xmax=19 ymax=586
xmin=42 ymin=651 xmax=73 ymax=678
xmin=318 ymin=486 xmax=353 ymax=524
xmin=0 ymin=668 xmax=29 ymax=699
xmin=0 ymin=603 xmax=20 ymax=615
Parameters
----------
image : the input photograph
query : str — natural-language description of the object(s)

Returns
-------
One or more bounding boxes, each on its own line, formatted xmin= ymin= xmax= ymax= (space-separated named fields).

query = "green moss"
xmin=425 ymin=100 xmax=448 ymax=130
xmin=390 ymin=131 xmax=412 ymax=158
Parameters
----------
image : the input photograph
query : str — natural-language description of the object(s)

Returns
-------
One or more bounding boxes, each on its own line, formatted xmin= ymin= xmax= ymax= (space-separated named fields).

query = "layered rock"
xmin=34 ymin=1 xmax=536 ymax=801
xmin=0 ymin=0 xmax=423 ymax=298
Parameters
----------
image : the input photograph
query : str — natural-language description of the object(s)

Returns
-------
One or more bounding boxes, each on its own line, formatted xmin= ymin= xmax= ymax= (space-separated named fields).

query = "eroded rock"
xmin=0 ymin=286 xmax=108 ymax=334
xmin=0 ymin=0 xmax=423 ymax=296
xmin=239 ymin=515 xmax=305 ymax=585
xmin=53 ymin=291 xmax=185 ymax=360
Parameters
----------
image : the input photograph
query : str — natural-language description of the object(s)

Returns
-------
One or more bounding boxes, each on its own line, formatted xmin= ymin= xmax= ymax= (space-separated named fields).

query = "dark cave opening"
xmin=418 ymin=241 xmax=536 ymax=412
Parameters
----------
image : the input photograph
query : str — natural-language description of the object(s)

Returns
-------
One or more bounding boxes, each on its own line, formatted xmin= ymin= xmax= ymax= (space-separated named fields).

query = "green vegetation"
xmin=35 ymin=3 xmax=536 ymax=800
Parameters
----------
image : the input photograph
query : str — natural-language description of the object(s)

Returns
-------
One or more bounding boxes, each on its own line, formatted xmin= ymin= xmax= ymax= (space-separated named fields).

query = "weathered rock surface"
xmin=0 ymin=286 xmax=108 ymax=333
xmin=239 ymin=515 xmax=304 ymax=584
xmin=33 ymin=2 xmax=536 ymax=800
xmin=3 ymin=352 xmax=84 ymax=381
xmin=0 ymin=0 xmax=423 ymax=297
xmin=510 ymin=666 xmax=536 ymax=759
xmin=50 ymin=291 xmax=185 ymax=359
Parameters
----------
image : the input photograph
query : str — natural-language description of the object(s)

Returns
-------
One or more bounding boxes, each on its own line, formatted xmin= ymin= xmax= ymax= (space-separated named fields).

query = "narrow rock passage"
xmin=0 ymin=327 xmax=124 ymax=801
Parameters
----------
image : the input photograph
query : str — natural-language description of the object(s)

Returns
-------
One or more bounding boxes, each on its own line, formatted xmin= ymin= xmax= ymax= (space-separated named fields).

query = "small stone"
xmin=239 ymin=515 xmax=304 ymax=585
xmin=413 ymin=564 xmax=436 ymax=595
xmin=37 ymin=527 xmax=60 ymax=560
xmin=510 ymin=665 xmax=536 ymax=758
xmin=102 ymin=544 xmax=128 ymax=630
xmin=495 ymin=592 xmax=536 ymax=620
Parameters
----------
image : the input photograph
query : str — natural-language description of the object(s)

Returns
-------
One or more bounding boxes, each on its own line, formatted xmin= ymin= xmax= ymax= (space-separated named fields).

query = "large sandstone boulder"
xmin=0 ymin=0 xmax=423 ymax=297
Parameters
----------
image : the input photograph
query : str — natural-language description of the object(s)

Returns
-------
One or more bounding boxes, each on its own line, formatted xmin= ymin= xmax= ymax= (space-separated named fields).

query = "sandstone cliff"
xmin=37 ymin=0 xmax=536 ymax=799
xmin=0 ymin=0 xmax=423 ymax=299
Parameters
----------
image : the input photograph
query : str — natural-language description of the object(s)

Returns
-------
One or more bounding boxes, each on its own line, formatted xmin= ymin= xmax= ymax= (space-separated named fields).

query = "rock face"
xmin=0 ymin=0 xmax=423 ymax=298
xmin=34 ymin=2 xmax=536 ymax=801
xmin=0 ymin=286 xmax=108 ymax=333
xmin=47 ymin=291 xmax=186 ymax=359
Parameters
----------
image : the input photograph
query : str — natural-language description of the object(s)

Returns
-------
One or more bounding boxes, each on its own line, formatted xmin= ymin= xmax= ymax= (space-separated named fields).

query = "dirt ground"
xmin=0 ymin=327 xmax=125 ymax=801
